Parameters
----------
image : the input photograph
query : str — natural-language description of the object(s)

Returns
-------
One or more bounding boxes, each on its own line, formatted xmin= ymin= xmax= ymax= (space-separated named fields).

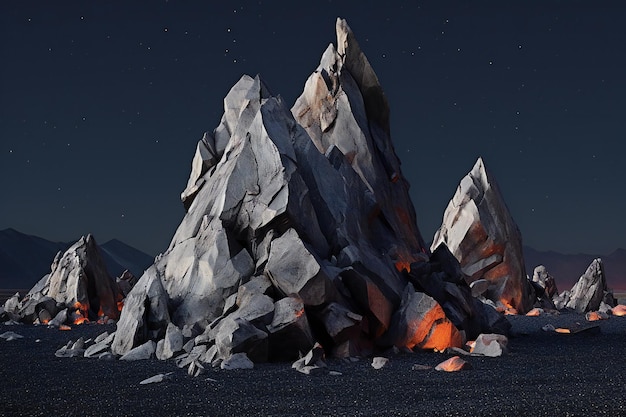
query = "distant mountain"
xmin=523 ymin=246 xmax=626 ymax=291
xmin=0 ymin=228 xmax=153 ymax=290
xmin=99 ymin=239 xmax=154 ymax=279
xmin=0 ymin=228 xmax=69 ymax=289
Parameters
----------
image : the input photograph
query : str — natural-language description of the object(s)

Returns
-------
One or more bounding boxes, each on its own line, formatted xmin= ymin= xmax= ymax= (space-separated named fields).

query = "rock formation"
xmin=2 ymin=235 xmax=124 ymax=325
xmin=431 ymin=157 xmax=534 ymax=314
xmin=554 ymin=258 xmax=613 ymax=312
xmin=111 ymin=18 xmax=508 ymax=364
xmin=532 ymin=265 xmax=558 ymax=299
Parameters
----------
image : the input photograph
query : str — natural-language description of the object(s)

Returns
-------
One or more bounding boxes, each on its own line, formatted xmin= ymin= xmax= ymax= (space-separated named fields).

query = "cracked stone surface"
xmin=110 ymin=18 xmax=508 ymax=362
xmin=431 ymin=158 xmax=534 ymax=314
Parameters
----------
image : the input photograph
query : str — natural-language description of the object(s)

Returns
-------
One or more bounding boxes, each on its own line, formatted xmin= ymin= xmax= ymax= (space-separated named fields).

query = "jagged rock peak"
xmin=181 ymin=75 xmax=274 ymax=211
xmin=335 ymin=18 xmax=390 ymax=134
xmin=45 ymin=234 xmax=119 ymax=317
xmin=293 ymin=17 xmax=427 ymax=255
xmin=565 ymin=258 xmax=608 ymax=313
xmin=431 ymin=157 xmax=534 ymax=314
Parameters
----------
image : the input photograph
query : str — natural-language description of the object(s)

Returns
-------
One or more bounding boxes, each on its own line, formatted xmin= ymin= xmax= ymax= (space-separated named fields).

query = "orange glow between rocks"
xmin=96 ymin=305 xmax=107 ymax=324
xmin=497 ymin=300 xmax=518 ymax=315
xmin=420 ymin=320 xmax=463 ymax=351
xmin=72 ymin=301 xmax=90 ymax=325
xmin=404 ymin=302 xmax=463 ymax=352
xmin=393 ymin=249 xmax=415 ymax=273
xmin=466 ymin=340 xmax=476 ymax=352
xmin=395 ymin=260 xmax=411 ymax=273
xmin=555 ymin=328 xmax=571 ymax=334
xmin=586 ymin=311 xmax=603 ymax=321
xmin=59 ymin=324 xmax=72 ymax=331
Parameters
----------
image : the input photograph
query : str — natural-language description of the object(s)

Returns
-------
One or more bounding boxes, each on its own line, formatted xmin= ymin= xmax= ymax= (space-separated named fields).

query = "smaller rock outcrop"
xmin=431 ymin=157 xmax=534 ymax=314
xmin=554 ymin=259 xmax=613 ymax=313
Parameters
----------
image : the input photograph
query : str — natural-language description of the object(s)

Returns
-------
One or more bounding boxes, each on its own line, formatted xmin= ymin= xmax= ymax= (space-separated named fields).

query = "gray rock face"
xmin=3 ymin=293 xmax=20 ymax=314
xmin=265 ymin=228 xmax=335 ymax=306
xmin=111 ymin=18 xmax=502 ymax=362
xmin=6 ymin=235 xmax=124 ymax=325
xmin=117 ymin=270 xmax=138 ymax=298
xmin=47 ymin=308 xmax=68 ymax=328
xmin=431 ymin=158 xmax=533 ymax=314
xmin=214 ymin=317 xmax=268 ymax=363
xmin=44 ymin=235 xmax=120 ymax=320
xmin=565 ymin=259 xmax=608 ymax=313
xmin=111 ymin=268 xmax=170 ymax=355
xmin=267 ymin=296 xmax=315 ymax=361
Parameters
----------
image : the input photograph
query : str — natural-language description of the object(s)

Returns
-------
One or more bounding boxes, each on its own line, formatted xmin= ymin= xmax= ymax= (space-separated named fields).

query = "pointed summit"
xmin=431 ymin=157 xmax=534 ymax=314
xmin=293 ymin=17 xmax=427 ymax=254
xmin=44 ymin=234 xmax=121 ymax=320
xmin=564 ymin=258 xmax=609 ymax=313
xmin=334 ymin=18 xmax=390 ymax=134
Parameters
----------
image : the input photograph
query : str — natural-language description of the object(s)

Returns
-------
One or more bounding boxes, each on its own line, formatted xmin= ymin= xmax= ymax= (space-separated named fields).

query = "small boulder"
xmin=221 ymin=352 xmax=254 ymax=370
xmin=120 ymin=340 xmax=156 ymax=361
xmin=156 ymin=323 xmax=184 ymax=360
xmin=435 ymin=356 xmax=472 ymax=372
xmin=371 ymin=357 xmax=389 ymax=370
xmin=139 ymin=372 xmax=173 ymax=385
xmin=471 ymin=333 xmax=508 ymax=357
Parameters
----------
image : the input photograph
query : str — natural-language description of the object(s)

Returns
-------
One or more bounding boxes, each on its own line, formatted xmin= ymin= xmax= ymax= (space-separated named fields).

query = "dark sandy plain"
xmin=1 ymin=313 xmax=625 ymax=417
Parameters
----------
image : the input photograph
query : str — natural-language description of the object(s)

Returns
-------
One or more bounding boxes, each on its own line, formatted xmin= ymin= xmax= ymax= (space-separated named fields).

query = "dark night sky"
xmin=1 ymin=1 xmax=625 ymax=257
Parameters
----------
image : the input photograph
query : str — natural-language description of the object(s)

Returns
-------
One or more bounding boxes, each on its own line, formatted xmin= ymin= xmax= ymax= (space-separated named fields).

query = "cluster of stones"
xmin=1 ymin=235 xmax=136 ymax=327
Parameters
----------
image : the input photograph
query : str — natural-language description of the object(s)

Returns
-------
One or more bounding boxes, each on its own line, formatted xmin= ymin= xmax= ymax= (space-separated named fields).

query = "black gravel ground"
xmin=1 ymin=313 xmax=625 ymax=417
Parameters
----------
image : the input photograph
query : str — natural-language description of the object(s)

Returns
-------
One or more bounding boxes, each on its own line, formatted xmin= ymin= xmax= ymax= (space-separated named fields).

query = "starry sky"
xmin=2 ymin=1 xmax=625 ymax=257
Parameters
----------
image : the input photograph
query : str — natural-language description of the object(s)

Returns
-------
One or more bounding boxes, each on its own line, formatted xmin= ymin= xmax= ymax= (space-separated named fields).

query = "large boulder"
xmin=431 ymin=158 xmax=533 ymax=314
xmin=111 ymin=18 xmax=504 ymax=362
xmin=111 ymin=267 xmax=170 ymax=355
